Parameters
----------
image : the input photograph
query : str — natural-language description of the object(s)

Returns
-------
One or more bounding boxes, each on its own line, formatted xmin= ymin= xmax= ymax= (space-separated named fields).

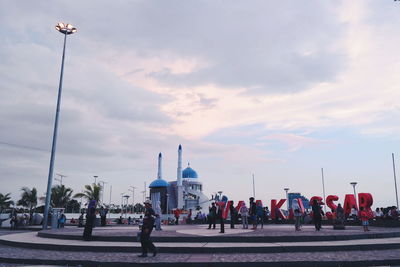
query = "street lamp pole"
xmin=284 ymin=188 xmax=290 ymax=212
xmin=99 ymin=180 xmax=107 ymax=205
xmin=129 ymin=186 xmax=136 ymax=212
xmin=392 ymin=153 xmax=399 ymax=209
xmin=350 ymin=182 xmax=358 ymax=206
xmin=43 ymin=23 xmax=77 ymax=229
xmin=321 ymin=168 xmax=327 ymax=213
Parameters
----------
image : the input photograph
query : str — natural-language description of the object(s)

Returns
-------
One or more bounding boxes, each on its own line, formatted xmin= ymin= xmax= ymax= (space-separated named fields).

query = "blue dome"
xmin=149 ymin=179 xmax=169 ymax=188
xmin=182 ymin=166 xmax=198 ymax=178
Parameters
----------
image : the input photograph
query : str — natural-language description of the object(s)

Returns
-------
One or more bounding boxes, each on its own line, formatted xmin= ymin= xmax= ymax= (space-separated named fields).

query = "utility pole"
xmin=55 ymin=173 xmax=67 ymax=185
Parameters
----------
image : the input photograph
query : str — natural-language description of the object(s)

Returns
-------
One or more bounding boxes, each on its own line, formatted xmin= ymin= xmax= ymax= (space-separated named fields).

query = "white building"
xmin=149 ymin=145 xmax=211 ymax=213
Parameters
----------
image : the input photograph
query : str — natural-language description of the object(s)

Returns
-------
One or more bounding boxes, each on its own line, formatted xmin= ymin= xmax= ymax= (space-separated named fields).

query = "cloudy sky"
xmin=1 ymin=0 xmax=400 ymax=208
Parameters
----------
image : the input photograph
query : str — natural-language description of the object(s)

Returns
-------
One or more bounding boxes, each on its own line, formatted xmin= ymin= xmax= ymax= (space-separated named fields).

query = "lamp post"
xmin=94 ymin=175 xmax=98 ymax=184
xmin=43 ymin=22 xmax=77 ymax=229
xmin=128 ymin=186 xmax=136 ymax=213
xmin=99 ymin=180 xmax=107 ymax=205
xmin=120 ymin=193 xmax=125 ymax=216
xmin=284 ymin=188 xmax=290 ymax=212
xmin=350 ymin=182 xmax=358 ymax=206
xmin=123 ymin=195 xmax=130 ymax=219
xmin=392 ymin=153 xmax=399 ymax=209
xmin=166 ymin=193 xmax=169 ymax=215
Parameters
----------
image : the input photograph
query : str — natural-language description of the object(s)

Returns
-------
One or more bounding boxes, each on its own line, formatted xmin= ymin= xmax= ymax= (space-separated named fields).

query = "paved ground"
xmin=40 ymin=224 xmax=400 ymax=237
xmin=1 ymin=227 xmax=400 ymax=266
xmin=0 ymin=242 xmax=400 ymax=265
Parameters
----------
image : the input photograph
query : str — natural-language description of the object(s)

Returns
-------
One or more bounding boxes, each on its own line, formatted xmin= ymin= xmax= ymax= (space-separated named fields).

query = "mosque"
xmin=149 ymin=145 xmax=212 ymax=214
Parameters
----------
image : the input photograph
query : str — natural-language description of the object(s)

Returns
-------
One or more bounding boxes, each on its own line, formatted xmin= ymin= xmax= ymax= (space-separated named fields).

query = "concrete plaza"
xmin=0 ymin=224 xmax=400 ymax=266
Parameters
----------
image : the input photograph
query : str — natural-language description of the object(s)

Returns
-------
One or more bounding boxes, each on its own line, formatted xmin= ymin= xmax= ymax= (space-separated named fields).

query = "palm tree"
xmin=73 ymin=183 xmax=102 ymax=206
xmin=0 ymin=193 xmax=14 ymax=212
xmin=17 ymin=187 xmax=38 ymax=223
xmin=51 ymin=185 xmax=73 ymax=208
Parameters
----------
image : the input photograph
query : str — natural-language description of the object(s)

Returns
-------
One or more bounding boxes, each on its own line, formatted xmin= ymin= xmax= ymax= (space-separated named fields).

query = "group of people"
xmin=207 ymin=197 xmax=270 ymax=233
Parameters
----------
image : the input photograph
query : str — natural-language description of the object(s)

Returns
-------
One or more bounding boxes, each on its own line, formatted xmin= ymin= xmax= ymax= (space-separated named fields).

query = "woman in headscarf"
xmin=239 ymin=202 xmax=249 ymax=229
xmin=83 ymin=200 xmax=96 ymax=241
xmin=292 ymin=199 xmax=302 ymax=231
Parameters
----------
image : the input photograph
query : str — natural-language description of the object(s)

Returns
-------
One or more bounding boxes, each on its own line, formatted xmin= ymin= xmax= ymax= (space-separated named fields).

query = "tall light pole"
xmin=350 ymin=182 xmax=358 ymax=206
xmin=392 ymin=153 xmax=399 ymax=208
xmin=123 ymin=195 xmax=130 ymax=218
xmin=99 ymin=180 xmax=107 ymax=205
xmin=43 ymin=22 xmax=77 ymax=229
xmin=284 ymin=188 xmax=290 ymax=211
xmin=120 ymin=193 xmax=125 ymax=216
xmin=94 ymin=175 xmax=98 ymax=184
xmin=129 ymin=186 xmax=136 ymax=212
xmin=321 ymin=168 xmax=327 ymax=213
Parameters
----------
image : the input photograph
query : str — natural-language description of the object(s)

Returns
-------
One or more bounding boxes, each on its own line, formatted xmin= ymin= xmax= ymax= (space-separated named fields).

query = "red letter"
xmin=343 ymin=194 xmax=358 ymax=215
xmin=309 ymin=196 xmax=323 ymax=206
xmin=271 ymin=199 xmax=286 ymax=220
xmin=326 ymin=195 xmax=339 ymax=211
xmin=358 ymin=193 xmax=373 ymax=212
xmin=235 ymin=201 xmax=245 ymax=211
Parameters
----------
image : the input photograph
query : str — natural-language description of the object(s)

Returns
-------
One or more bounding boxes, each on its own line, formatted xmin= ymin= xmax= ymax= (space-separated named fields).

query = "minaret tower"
xmin=157 ymin=152 xmax=162 ymax=180
xmin=177 ymin=145 xmax=184 ymax=209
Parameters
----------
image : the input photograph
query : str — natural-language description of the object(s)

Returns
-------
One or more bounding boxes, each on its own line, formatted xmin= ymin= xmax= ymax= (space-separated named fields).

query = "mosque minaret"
xmin=149 ymin=145 xmax=211 ymax=214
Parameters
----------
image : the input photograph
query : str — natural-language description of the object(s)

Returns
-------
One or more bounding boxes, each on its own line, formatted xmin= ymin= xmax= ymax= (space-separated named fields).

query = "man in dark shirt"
xmin=208 ymin=202 xmax=217 ymax=229
xmin=138 ymin=200 xmax=157 ymax=257
xmin=249 ymin=197 xmax=257 ymax=229
xmin=229 ymin=201 xmax=236 ymax=229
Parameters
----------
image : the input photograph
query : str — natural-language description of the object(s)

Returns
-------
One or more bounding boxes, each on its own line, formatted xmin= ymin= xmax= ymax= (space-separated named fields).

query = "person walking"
xmin=292 ymin=199 xmax=302 ymax=231
xmin=229 ymin=201 xmax=236 ymax=229
xmin=208 ymin=202 xmax=217 ymax=229
xmin=240 ymin=202 xmax=249 ymax=229
xmin=83 ymin=200 xmax=96 ymax=241
xmin=154 ymin=201 xmax=162 ymax=231
xmin=312 ymin=199 xmax=323 ymax=231
xmin=138 ymin=200 xmax=157 ymax=257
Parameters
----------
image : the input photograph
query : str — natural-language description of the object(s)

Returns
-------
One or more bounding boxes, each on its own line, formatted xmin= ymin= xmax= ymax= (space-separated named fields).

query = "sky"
xmin=1 ymin=0 xmax=400 ymax=208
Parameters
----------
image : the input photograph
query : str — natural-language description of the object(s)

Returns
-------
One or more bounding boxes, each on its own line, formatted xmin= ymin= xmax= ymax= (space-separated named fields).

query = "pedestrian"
xmin=138 ymin=199 xmax=157 ymax=257
xmin=217 ymin=203 xmax=225 ymax=233
xmin=208 ymin=202 xmax=217 ymax=229
xmin=229 ymin=201 xmax=236 ymax=229
xmin=187 ymin=209 xmax=192 ymax=224
xmin=240 ymin=202 xmax=249 ymax=229
xmin=249 ymin=197 xmax=257 ymax=229
xmin=350 ymin=205 xmax=358 ymax=221
xmin=100 ymin=207 xmax=107 ymax=226
xmin=256 ymin=202 xmax=264 ymax=229
xmin=312 ymin=199 xmax=323 ymax=231
xmin=83 ymin=200 xmax=96 ymax=241
xmin=292 ymin=199 xmax=302 ymax=231
xmin=174 ymin=209 xmax=180 ymax=225
xmin=360 ymin=207 xmax=370 ymax=232
xmin=78 ymin=211 xmax=84 ymax=227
